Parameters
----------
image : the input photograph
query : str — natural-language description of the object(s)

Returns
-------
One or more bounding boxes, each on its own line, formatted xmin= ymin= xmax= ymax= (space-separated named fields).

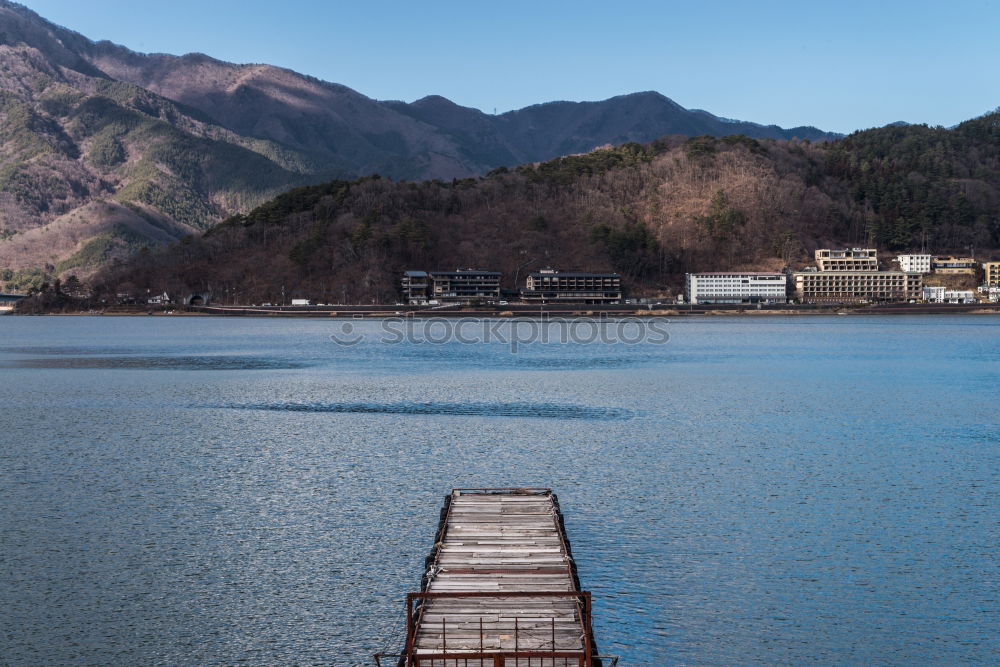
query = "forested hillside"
xmin=827 ymin=115 xmax=1000 ymax=249
xmin=79 ymin=116 xmax=1000 ymax=306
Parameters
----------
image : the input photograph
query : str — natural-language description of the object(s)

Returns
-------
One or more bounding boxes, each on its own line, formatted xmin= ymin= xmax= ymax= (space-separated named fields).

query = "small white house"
xmin=923 ymin=286 xmax=976 ymax=303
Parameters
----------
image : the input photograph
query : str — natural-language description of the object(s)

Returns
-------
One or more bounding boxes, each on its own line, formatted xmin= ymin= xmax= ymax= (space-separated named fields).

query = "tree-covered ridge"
xmin=85 ymin=124 xmax=1000 ymax=305
xmin=826 ymin=112 xmax=1000 ymax=250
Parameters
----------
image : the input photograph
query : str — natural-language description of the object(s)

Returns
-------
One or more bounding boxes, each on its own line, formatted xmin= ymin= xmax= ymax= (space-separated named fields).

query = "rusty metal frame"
xmin=376 ymin=654 xmax=620 ymax=667
xmin=450 ymin=488 xmax=553 ymax=493
xmin=397 ymin=592 xmax=594 ymax=667
xmin=374 ymin=489 xmax=617 ymax=667
xmin=414 ymin=652 xmax=587 ymax=666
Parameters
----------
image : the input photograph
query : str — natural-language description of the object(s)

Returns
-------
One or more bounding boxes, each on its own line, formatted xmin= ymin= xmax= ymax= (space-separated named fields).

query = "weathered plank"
xmin=410 ymin=489 xmax=589 ymax=661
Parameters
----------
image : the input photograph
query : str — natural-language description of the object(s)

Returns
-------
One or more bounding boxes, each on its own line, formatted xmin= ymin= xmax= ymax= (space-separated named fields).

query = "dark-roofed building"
xmin=520 ymin=268 xmax=622 ymax=304
xmin=429 ymin=269 xmax=501 ymax=303
xmin=401 ymin=270 xmax=430 ymax=304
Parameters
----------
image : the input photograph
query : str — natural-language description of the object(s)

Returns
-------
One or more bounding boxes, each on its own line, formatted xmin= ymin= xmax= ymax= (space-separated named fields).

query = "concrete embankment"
xmin=186 ymin=302 xmax=1000 ymax=317
xmin=18 ymin=302 xmax=1000 ymax=317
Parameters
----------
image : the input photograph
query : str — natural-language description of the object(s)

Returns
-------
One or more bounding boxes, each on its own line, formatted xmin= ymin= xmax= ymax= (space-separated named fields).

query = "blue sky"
xmin=19 ymin=0 xmax=1000 ymax=134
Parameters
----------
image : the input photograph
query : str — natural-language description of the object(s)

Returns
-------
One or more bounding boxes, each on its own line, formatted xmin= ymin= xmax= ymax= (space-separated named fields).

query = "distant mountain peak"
xmin=410 ymin=94 xmax=466 ymax=109
xmin=619 ymin=90 xmax=681 ymax=105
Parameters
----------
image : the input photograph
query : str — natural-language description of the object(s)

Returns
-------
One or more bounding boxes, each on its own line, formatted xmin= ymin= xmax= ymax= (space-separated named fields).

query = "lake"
xmin=1 ymin=315 xmax=997 ymax=666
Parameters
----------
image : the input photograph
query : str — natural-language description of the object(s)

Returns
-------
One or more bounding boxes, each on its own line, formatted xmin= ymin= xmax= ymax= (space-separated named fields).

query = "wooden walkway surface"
xmin=405 ymin=488 xmax=594 ymax=666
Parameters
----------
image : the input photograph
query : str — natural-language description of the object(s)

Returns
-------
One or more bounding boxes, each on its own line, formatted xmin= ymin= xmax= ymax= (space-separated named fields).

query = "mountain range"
xmin=75 ymin=117 xmax=1000 ymax=309
xmin=0 ymin=0 xmax=838 ymax=277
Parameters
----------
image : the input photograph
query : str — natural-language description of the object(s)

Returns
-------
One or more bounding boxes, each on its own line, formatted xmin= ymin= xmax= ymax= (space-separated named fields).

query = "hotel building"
xmin=685 ymin=272 xmax=789 ymax=304
xmin=815 ymin=248 xmax=879 ymax=271
xmin=793 ymin=271 xmax=922 ymax=303
xmin=429 ymin=269 xmax=502 ymax=303
xmin=520 ymin=269 xmax=622 ymax=304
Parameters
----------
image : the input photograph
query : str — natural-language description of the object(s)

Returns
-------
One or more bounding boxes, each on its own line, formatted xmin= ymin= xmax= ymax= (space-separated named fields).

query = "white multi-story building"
xmin=897 ymin=254 xmax=933 ymax=273
xmin=923 ymin=286 xmax=976 ymax=303
xmin=685 ymin=273 xmax=788 ymax=304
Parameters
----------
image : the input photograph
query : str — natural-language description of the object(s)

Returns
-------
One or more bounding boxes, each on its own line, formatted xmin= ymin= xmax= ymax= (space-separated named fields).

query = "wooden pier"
xmin=376 ymin=488 xmax=613 ymax=667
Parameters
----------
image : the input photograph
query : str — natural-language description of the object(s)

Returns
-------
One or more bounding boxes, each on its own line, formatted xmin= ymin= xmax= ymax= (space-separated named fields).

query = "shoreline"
xmin=12 ymin=302 xmax=1000 ymax=317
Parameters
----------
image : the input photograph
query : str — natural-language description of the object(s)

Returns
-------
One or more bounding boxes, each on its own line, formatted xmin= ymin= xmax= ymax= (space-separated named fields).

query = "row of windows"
xmin=434 ymin=292 xmax=500 ymax=297
xmin=695 ymin=290 xmax=787 ymax=294
xmin=801 ymin=290 xmax=919 ymax=294
xmin=799 ymin=277 xmax=918 ymax=282
xmin=691 ymin=279 xmax=785 ymax=283
xmin=800 ymin=280 xmax=919 ymax=286
xmin=689 ymin=275 xmax=784 ymax=280
xmin=801 ymin=279 xmax=915 ymax=284
xmin=531 ymin=279 xmax=620 ymax=284
xmin=693 ymin=286 xmax=785 ymax=290
xmin=801 ymin=290 xmax=919 ymax=295
xmin=523 ymin=291 xmax=622 ymax=296
xmin=817 ymin=260 xmax=878 ymax=264
xmin=694 ymin=286 xmax=787 ymax=291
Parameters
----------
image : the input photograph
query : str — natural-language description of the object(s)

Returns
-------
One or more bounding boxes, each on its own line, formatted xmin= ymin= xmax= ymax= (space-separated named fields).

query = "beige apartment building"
xmin=932 ymin=256 xmax=977 ymax=275
xmin=981 ymin=261 xmax=1000 ymax=287
xmin=794 ymin=271 xmax=922 ymax=303
xmin=815 ymin=248 xmax=879 ymax=271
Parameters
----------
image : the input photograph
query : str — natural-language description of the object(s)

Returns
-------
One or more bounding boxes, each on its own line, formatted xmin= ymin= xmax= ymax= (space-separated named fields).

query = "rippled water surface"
xmin=1 ymin=316 xmax=998 ymax=666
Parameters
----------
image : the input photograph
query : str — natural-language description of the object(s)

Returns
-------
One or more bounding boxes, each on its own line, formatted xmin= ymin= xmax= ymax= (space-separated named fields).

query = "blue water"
xmin=1 ymin=315 xmax=997 ymax=666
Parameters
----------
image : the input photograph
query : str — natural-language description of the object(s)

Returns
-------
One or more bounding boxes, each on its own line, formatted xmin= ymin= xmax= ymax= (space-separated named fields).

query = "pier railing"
xmin=373 ymin=488 xmax=617 ymax=667
xmin=400 ymin=653 xmax=613 ymax=666
xmin=376 ymin=654 xmax=618 ymax=667
xmin=374 ymin=591 xmax=613 ymax=667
